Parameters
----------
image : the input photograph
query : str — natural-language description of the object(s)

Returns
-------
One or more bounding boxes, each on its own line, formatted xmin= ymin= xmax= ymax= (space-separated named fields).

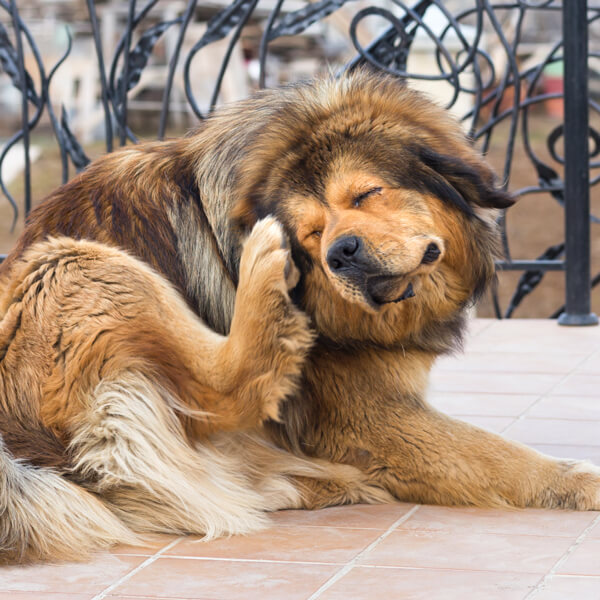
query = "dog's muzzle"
xmin=326 ymin=235 xmax=422 ymax=308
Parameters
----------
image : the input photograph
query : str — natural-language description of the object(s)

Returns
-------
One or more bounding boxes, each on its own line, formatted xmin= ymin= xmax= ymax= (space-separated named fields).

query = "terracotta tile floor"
xmin=1 ymin=319 xmax=599 ymax=600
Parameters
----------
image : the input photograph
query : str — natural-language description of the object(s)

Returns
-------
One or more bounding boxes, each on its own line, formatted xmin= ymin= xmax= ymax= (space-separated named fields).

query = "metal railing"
xmin=0 ymin=0 xmax=598 ymax=324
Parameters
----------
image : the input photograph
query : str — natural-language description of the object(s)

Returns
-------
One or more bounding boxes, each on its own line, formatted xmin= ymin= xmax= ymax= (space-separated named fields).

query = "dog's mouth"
xmin=366 ymin=275 xmax=415 ymax=308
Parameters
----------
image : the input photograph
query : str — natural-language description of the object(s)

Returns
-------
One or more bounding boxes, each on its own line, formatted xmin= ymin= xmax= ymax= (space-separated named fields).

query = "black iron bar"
xmin=119 ymin=0 xmax=136 ymax=146
xmin=108 ymin=0 xmax=158 ymax=143
xmin=209 ymin=0 xmax=258 ymax=112
xmin=258 ymin=0 xmax=284 ymax=89
xmin=10 ymin=0 xmax=31 ymax=217
xmin=496 ymin=260 xmax=565 ymax=272
xmin=558 ymin=0 xmax=598 ymax=325
xmin=0 ymin=0 xmax=47 ymax=228
xmin=158 ymin=0 xmax=197 ymax=140
xmin=45 ymin=28 xmax=73 ymax=184
xmin=87 ymin=0 xmax=114 ymax=153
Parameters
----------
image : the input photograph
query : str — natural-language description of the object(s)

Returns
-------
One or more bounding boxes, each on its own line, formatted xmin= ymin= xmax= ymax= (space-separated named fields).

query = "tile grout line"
xmin=90 ymin=536 xmax=183 ymax=600
xmin=305 ymin=504 xmax=421 ymax=600
xmin=454 ymin=415 xmax=600 ymax=426
xmin=132 ymin=556 xmax=347 ymax=566
xmin=498 ymin=351 xmax=593 ymax=436
xmin=115 ymin=526 xmax=600 ymax=564
xmin=523 ymin=512 xmax=600 ymax=599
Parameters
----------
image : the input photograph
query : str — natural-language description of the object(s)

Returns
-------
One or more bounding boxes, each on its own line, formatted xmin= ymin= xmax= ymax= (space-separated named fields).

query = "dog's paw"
xmin=556 ymin=460 xmax=600 ymax=510
xmin=571 ymin=461 xmax=600 ymax=510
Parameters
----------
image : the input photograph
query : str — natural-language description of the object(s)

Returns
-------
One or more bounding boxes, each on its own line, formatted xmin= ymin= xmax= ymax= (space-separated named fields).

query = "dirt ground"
xmin=1 ymin=114 xmax=599 ymax=319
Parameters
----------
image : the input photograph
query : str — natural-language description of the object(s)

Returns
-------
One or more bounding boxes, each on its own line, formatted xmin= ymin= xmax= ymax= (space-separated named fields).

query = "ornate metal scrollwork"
xmin=0 ymin=0 xmax=598 ymax=318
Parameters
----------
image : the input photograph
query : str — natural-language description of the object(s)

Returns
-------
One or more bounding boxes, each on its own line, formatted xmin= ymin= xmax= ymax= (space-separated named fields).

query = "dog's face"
xmin=286 ymin=167 xmax=446 ymax=312
xmin=233 ymin=72 xmax=513 ymax=346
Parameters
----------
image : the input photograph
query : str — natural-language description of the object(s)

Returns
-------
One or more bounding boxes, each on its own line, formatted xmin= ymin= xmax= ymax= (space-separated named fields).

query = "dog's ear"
xmin=416 ymin=146 xmax=515 ymax=214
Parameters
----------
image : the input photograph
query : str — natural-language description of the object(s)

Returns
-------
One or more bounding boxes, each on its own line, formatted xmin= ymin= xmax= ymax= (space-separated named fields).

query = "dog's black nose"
xmin=327 ymin=236 xmax=362 ymax=272
xmin=421 ymin=242 xmax=441 ymax=264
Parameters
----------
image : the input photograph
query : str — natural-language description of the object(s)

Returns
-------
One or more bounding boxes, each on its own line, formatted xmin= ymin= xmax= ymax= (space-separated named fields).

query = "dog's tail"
xmin=0 ymin=437 xmax=137 ymax=564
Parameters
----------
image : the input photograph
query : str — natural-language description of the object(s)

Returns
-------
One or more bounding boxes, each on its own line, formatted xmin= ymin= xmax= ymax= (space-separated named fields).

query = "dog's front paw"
xmin=234 ymin=217 xmax=313 ymax=422
xmin=569 ymin=461 xmax=600 ymax=510
xmin=549 ymin=460 xmax=600 ymax=510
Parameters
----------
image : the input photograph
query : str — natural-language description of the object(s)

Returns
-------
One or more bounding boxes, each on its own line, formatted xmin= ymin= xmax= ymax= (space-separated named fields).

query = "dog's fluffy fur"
xmin=0 ymin=71 xmax=598 ymax=564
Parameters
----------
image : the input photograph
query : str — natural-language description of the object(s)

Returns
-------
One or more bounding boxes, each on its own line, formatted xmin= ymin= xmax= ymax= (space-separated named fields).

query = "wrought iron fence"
xmin=0 ymin=0 xmax=598 ymax=324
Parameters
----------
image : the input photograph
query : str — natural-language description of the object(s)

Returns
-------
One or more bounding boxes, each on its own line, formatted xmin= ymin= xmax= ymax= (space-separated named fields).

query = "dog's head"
xmin=233 ymin=71 xmax=513 ymax=347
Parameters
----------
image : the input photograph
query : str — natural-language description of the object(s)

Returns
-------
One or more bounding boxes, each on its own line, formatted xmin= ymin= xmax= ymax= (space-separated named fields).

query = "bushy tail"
xmin=0 ymin=439 xmax=137 ymax=564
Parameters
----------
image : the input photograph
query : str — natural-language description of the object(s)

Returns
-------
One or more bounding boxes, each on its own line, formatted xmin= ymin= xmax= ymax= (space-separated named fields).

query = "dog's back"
xmin=0 ymin=135 xmax=241 ymax=335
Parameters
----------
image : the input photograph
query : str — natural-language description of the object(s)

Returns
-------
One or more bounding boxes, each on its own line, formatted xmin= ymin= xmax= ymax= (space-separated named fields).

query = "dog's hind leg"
xmin=0 ymin=228 xmax=313 ymax=554
xmin=0 ymin=230 xmax=312 ymax=558
xmin=12 ymin=222 xmax=311 ymax=437
xmin=219 ymin=216 xmax=314 ymax=422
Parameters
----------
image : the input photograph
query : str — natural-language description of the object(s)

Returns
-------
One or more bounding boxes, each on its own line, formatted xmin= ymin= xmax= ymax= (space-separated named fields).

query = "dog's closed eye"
xmin=353 ymin=187 xmax=382 ymax=208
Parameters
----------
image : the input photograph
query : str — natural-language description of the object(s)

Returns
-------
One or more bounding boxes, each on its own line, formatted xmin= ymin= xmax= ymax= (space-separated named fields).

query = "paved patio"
xmin=1 ymin=319 xmax=598 ymax=600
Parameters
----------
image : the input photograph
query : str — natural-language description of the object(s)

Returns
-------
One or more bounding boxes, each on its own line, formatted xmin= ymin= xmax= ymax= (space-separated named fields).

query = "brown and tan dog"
xmin=0 ymin=70 xmax=598 ymax=564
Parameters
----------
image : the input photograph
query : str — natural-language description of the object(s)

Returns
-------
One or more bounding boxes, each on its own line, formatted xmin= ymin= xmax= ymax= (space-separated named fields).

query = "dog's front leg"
xmin=365 ymin=402 xmax=600 ymax=510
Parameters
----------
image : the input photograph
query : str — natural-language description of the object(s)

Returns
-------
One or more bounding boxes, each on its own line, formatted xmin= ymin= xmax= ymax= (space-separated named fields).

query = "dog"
xmin=0 ymin=70 xmax=598 ymax=564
